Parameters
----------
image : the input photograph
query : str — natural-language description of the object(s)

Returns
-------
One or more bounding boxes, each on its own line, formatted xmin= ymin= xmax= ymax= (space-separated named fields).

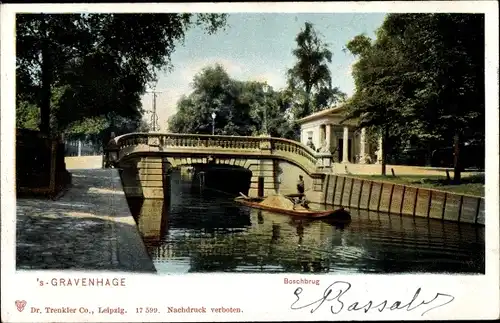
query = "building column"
xmin=375 ymin=135 xmax=383 ymax=164
xmin=320 ymin=125 xmax=326 ymax=144
xmin=331 ymin=128 xmax=338 ymax=161
xmin=342 ymin=126 xmax=349 ymax=163
xmin=359 ymin=128 xmax=366 ymax=163
xmin=325 ymin=124 xmax=331 ymax=153
xmin=319 ymin=124 xmax=331 ymax=154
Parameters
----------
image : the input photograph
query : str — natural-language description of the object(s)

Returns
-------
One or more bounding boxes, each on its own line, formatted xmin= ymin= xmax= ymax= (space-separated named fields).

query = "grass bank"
xmin=352 ymin=173 xmax=485 ymax=197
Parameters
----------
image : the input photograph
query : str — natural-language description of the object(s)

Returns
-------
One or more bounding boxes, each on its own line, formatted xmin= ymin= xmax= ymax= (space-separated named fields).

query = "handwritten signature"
xmin=290 ymin=281 xmax=455 ymax=316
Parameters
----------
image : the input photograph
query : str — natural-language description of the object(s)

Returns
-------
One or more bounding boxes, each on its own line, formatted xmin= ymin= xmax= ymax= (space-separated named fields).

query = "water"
xmin=127 ymin=172 xmax=485 ymax=274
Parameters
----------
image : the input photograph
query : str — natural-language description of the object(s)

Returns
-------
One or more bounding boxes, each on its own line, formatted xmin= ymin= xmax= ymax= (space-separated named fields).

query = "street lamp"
xmin=211 ymin=112 xmax=216 ymax=135
xmin=146 ymin=88 xmax=162 ymax=132
xmin=262 ymin=83 xmax=270 ymax=136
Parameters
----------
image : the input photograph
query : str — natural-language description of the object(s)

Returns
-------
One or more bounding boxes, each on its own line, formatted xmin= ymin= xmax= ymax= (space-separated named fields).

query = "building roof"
xmin=296 ymin=104 xmax=347 ymax=124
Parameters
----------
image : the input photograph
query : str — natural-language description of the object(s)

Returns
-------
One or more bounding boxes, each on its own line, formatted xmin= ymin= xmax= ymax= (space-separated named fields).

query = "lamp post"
xmin=146 ymin=88 xmax=162 ymax=132
xmin=262 ymin=83 xmax=270 ymax=135
xmin=211 ymin=112 xmax=216 ymax=135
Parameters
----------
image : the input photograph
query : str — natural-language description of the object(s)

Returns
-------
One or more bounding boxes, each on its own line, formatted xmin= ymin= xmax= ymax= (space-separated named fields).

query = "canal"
xmin=127 ymin=171 xmax=485 ymax=274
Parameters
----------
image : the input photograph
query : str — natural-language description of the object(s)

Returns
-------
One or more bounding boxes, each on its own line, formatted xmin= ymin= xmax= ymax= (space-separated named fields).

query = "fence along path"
xmin=323 ymin=174 xmax=484 ymax=225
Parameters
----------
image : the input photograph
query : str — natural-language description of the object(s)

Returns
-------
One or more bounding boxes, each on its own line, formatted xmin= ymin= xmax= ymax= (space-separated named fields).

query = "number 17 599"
xmin=136 ymin=307 xmax=159 ymax=314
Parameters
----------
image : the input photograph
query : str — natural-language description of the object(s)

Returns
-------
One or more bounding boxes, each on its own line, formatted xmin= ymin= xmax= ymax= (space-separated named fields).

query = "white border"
xmin=1 ymin=2 xmax=499 ymax=322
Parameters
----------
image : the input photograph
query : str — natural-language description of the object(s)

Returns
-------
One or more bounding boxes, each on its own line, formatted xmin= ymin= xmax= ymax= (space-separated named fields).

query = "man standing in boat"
xmin=293 ymin=175 xmax=309 ymax=209
xmin=297 ymin=175 xmax=305 ymax=195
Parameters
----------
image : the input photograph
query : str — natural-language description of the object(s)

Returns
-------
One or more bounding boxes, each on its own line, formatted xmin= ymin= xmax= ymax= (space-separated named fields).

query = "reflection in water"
xmin=257 ymin=211 xmax=264 ymax=225
xmin=128 ymin=171 xmax=485 ymax=274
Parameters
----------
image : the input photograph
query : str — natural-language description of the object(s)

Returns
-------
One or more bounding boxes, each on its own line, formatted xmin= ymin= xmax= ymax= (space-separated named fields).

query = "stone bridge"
xmin=108 ymin=133 xmax=334 ymax=200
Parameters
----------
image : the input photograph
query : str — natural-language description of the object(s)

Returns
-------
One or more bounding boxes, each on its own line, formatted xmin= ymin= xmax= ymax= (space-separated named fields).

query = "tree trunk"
xmin=303 ymin=84 xmax=312 ymax=117
xmin=425 ymin=145 xmax=433 ymax=166
xmin=381 ymin=127 xmax=388 ymax=176
xmin=303 ymin=96 xmax=310 ymax=118
xmin=452 ymin=132 xmax=462 ymax=184
xmin=39 ymin=37 xmax=52 ymax=135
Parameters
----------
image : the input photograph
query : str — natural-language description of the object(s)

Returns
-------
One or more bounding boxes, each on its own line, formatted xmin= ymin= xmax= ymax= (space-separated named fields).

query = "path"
xmin=16 ymin=168 xmax=156 ymax=272
xmin=65 ymin=155 xmax=103 ymax=169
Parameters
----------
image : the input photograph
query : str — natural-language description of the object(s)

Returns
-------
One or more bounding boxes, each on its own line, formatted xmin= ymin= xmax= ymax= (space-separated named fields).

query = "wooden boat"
xmin=234 ymin=193 xmax=351 ymax=220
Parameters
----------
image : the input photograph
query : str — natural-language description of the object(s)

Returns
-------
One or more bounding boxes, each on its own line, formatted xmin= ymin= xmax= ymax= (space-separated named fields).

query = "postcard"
xmin=1 ymin=1 xmax=499 ymax=322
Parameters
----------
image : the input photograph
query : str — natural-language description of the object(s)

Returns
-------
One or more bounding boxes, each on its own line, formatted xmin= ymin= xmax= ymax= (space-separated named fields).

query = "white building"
xmin=297 ymin=104 xmax=382 ymax=164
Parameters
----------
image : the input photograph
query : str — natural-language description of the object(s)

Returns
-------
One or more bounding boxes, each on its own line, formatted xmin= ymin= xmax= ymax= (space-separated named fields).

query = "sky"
xmin=142 ymin=13 xmax=387 ymax=131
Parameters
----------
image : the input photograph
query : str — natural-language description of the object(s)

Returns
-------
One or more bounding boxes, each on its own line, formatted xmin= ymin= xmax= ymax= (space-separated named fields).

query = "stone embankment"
xmin=16 ymin=168 xmax=156 ymax=272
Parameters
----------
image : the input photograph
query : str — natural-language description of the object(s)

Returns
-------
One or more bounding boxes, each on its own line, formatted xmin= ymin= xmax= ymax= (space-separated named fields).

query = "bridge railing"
xmin=111 ymin=132 xmax=324 ymax=173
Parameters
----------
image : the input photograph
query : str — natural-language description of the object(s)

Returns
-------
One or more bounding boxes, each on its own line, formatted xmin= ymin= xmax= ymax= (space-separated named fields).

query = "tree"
xmin=168 ymin=64 xmax=296 ymax=139
xmin=384 ymin=14 xmax=484 ymax=183
xmin=268 ymin=91 xmax=299 ymax=139
xmin=344 ymin=14 xmax=484 ymax=181
xmin=242 ymin=81 xmax=297 ymax=138
xmin=16 ymin=101 xmax=40 ymax=130
xmin=169 ymin=64 xmax=247 ymax=135
xmin=17 ymin=89 xmax=150 ymax=149
xmin=344 ymin=32 xmax=412 ymax=175
xmin=16 ymin=13 xmax=227 ymax=135
xmin=64 ymin=114 xmax=149 ymax=141
xmin=286 ymin=22 xmax=346 ymax=119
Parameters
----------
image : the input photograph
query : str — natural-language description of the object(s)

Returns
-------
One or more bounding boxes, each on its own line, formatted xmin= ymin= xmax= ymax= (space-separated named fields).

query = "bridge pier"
xmin=248 ymin=159 xmax=276 ymax=197
xmin=121 ymin=156 xmax=169 ymax=199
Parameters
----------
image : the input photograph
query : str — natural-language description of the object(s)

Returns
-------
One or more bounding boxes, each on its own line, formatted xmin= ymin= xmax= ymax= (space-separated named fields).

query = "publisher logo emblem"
xmin=15 ymin=300 xmax=27 ymax=312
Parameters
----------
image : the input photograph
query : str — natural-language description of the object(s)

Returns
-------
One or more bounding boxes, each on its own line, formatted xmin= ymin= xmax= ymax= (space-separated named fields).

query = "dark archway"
xmin=189 ymin=163 xmax=252 ymax=196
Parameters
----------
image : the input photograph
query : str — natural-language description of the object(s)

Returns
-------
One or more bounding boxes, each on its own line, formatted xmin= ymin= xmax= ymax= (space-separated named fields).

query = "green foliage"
xmin=286 ymin=22 xmax=346 ymax=119
xmin=345 ymin=13 xmax=484 ymax=178
xmin=169 ymin=20 xmax=360 ymax=140
xmin=169 ymin=64 xmax=248 ymax=135
xmin=168 ymin=64 xmax=297 ymax=139
xmin=16 ymin=101 xmax=40 ymax=130
xmin=64 ymin=114 xmax=150 ymax=145
xmin=64 ymin=117 xmax=109 ymax=138
xmin=16 ymin=13 xmax=227 ymax=135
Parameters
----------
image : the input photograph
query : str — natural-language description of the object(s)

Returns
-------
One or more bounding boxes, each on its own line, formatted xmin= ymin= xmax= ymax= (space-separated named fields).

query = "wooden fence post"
xmin=412 ymin=188 xmax=419 ymax=217
xmin=376 ymin=183 xmax=383 ymax=212
xmin=323 ymin=175 xmax=330 ymax=204
xmin=348 ymin=178 xmax=354 ymax=206
xmin=367 ymin=181 xmax=373 ymax=211
xmin=427 ymin=190 xmax=433 ymax=218
xmin=339 ymin=176 xmax=346 ymax=206
xmin=388 ymin=184 xmax=395 ymax=213
xmin=357 ymin=180 xmax=364 ymax=209
xmin=399 ymin=186 xmax=406 ymax=216
xmin=457 ymin=195 xmax=464 ymax=222
xmin=474 ymin=198 xmax=482 ymax=224
xmin=441 ymin=192 xmax=448 ymax=221
xmin=331 ymin=175 xmax=338 ymax=205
